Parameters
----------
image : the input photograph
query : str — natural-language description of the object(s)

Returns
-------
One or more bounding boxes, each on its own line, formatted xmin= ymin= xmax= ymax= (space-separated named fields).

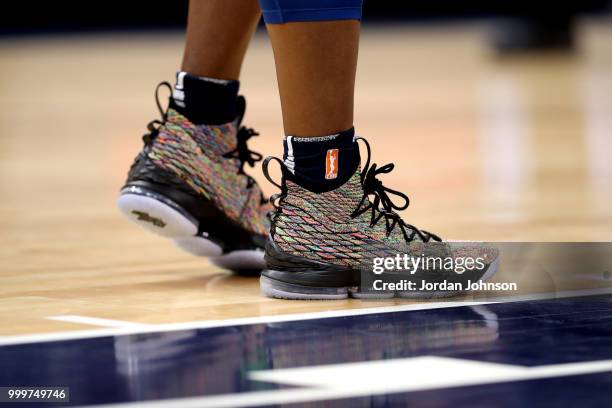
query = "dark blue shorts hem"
xmin=262 ymin=7 xmax=362 ymax=24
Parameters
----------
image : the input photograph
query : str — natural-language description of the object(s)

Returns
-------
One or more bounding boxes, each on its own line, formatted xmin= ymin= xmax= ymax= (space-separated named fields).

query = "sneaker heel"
xmin=117 ymin=186 xmax=199 ymax=239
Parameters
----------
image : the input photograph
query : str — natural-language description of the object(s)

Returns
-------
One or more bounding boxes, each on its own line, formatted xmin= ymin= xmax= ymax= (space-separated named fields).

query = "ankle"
xmin=282 ymin=127 xmax=360 ymax=193
xmin=171 ymin=71 xmax=240 ymax=125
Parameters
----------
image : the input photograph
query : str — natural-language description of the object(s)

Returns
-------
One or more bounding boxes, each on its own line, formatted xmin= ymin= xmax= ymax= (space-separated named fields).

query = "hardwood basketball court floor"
xmin=1 ymin=21 xmax=612 ymax=340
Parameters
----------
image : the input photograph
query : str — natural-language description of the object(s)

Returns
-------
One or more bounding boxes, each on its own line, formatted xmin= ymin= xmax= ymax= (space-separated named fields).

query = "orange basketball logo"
xmin=325 ymin=149 xmax=339 ymax=179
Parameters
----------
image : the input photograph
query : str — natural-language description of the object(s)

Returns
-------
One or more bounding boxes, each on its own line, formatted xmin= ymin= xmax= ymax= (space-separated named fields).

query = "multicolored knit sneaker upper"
xmin=270 ymin=170 xmax=412 ymax=266
xmin=147 ymin=108 xmax=271 ymax=236
xmin=269 ymin=161 xmax=497 ymax=268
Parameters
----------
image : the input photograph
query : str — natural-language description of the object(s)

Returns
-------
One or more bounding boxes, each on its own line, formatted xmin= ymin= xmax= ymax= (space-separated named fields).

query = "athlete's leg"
xmin=266 ymin=20 xmax=359 ymax=136
xmin=262 ymin=2 xmax=360 ymax=136
xmin=182 ymin=0 xmax=261 ymax=80
xmin=257 ymin=1 xmax=499 ymax=299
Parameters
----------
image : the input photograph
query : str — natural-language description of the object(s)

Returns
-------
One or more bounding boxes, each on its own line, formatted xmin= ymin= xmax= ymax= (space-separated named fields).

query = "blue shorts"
xmin=259 ymin=0 xmax=363 ymax=24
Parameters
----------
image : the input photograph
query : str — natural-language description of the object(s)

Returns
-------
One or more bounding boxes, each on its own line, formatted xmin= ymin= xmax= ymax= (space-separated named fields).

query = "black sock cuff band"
xmin=283 ymin=127 xmax=360 ymax=193
xmin=171 ymin=72 xmax=240 ymax=125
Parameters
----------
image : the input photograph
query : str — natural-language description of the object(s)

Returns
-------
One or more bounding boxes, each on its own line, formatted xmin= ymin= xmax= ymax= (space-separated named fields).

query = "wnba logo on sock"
xmin=325 ymin=149 xmax=339 ymax=179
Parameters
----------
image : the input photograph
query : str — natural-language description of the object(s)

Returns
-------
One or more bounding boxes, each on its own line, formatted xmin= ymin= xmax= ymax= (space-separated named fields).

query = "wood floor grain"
xmin=1 ymin=22 xmax=611 ymax=336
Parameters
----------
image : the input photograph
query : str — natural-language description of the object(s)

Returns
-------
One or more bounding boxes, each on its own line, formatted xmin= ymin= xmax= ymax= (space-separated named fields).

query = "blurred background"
xmin=1 ymin=2 xmax=610 ymax=40
xmin=1 ymin=0 xmax=612 ymax=288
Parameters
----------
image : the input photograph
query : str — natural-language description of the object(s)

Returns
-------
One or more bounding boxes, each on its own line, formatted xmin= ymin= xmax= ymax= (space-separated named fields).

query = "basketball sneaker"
xmin=260 ymin=136 xmax=499 ymax=299
xmin=117 ymin=82 xmax=272 ymax=273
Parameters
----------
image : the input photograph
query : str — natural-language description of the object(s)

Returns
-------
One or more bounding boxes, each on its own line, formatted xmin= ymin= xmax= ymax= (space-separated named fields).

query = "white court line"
xmin=79 ymin=357 xmax=612 ymax=408
xmin=46 ymin=315 xmax=154 ymax=329
xmin=1 ymin=286 xmax=611 ymax=347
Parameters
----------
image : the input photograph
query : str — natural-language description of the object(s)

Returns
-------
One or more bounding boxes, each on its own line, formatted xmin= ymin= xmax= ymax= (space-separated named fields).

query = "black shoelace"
xmin=222 ymin=127 xmax=263 ymax=190
xmin=352 ymin=137 xmax=441 ymax=243
xmin=262 ymin=155 xmax=289 ymax=222
xmin=224 ymin=128 xmax=266 ymax=205
xmin=223 ymin=127 xmax=263 ymax=173
xmin=262 ymin=137 xmax=441 ymax=243
xmin=142 ymin=82 xmax=172 ymax=145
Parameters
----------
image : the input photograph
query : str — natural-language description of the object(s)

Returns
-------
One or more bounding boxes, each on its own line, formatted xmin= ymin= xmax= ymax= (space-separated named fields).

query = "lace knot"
xmin=361 ymin=162 xmax=409 ymax=214
xmin=223 ymin=126 xmax=263 ymax=174
xmin=353 ymin=136 xmax=441 ymax=243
